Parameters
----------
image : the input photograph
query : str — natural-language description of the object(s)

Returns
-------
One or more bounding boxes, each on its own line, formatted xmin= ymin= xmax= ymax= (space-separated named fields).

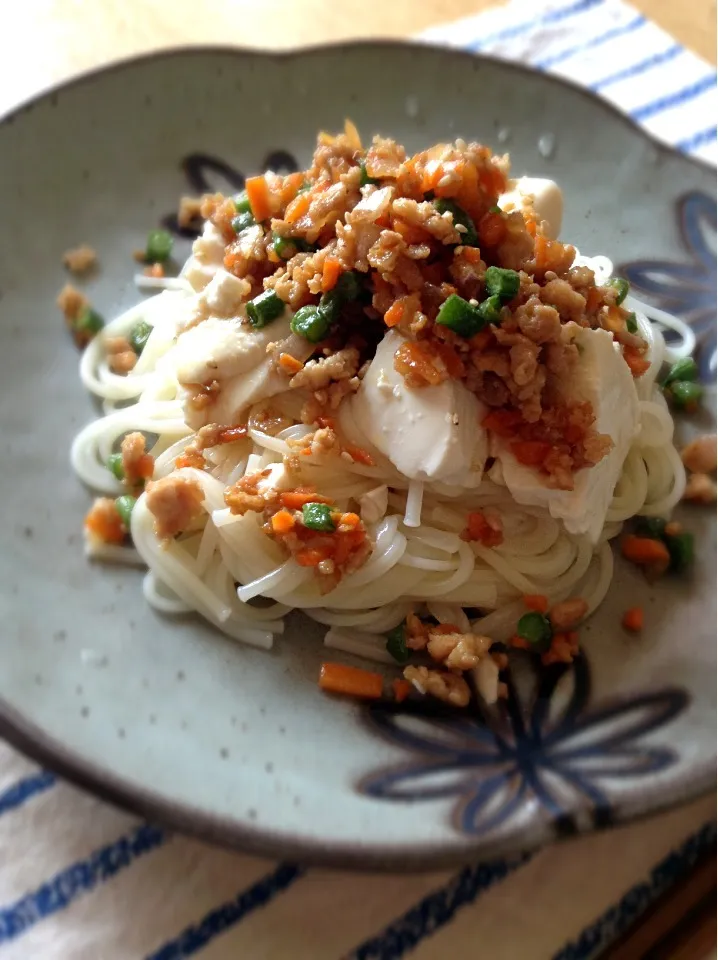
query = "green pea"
xmin=516 ymin=612 xmax=553 ymax=652
xmin=115 ymin=495 xmax=137 ymax=530
xmin=145 ymin=229 xmax=173 ymax=264
xmin=385 ymin=624 xmax=409 ymax=664
xmin=290 ymin=305 xmax=331 ymax=343
xmin=234 ymin=190 xmax=251 ymax=213
xmin=664 ymin=357 xmax=699 ymax=385
xmin=667 ymin=380 xmax=703 ymax=410
xmin=107 ymin=452 xmax=124 ymax=481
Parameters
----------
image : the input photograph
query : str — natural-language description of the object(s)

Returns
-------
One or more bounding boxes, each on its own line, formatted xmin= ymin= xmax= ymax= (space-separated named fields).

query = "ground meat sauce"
xmin=195 ymin=126 xmax=645 ymax=489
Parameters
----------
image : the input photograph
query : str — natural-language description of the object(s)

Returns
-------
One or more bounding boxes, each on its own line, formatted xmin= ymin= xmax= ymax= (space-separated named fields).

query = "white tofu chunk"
xmin=494 ymin=327 xmax=640 ymax=543
xmin=499 ymin=177 xmax=563 ymax=240
xmin=182 ymin=222 xmax=227 ymax=291
xmin=345 ymin=330 xmax=488 ymax=486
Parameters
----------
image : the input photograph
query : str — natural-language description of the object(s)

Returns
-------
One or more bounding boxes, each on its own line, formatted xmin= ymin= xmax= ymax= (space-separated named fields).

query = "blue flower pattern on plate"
xmin=619 ymin=191 xmax=716 ymax=380
xmin=358 ymin=656 xmax=687 ymax=838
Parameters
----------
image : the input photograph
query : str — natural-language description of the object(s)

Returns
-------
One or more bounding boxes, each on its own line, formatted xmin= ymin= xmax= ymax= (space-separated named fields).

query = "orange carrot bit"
xmin=392 ymin=679 xmax=412 ymax=703
xmin=462 ymin=246 xmax=483 ymax=264
xmin=175 ymin=449 xmax=205 ymax=470
xmin=469 ymin=328 xmax=493 ymax=351
xmin=84 ymin=498 xmax=125 ymax=544
xmin=344 ymin=444 xmax=376 ymax=467
xmin=384 ymin=299 xmax=406 ymax=328
xmin=585 ymin=286 xmax=604 ymax=312
xmin=509 ymin=634 xmax=531 ymax=650
xmin=623 ymin=347 xmax=651 ymax=378
xmin=621 ymin=534 xmax=670 ymax=569
xmin=315 ymin=416 xmax=336 ymax=429
xmin=296 ymin=547 xmax=331 ymax=567
xmin=338 ymin=512 xmax=361 ymax=529
xmin=284 ymin=191 xmax=311 ymax=224
xmin=278 ymin=352 xmax=304 ymax=375
xmin=280 ymin=490 xmax=333 ymax=509
xmin=510 ymin=440 xmax=552 ymax=468
xmin=271 ymin=508 xmax=296 ymax=535
xmin=245 ymin=175 xmax=271 ymax=222
xmin=321 ymin=257 xmax=342 ymax=292
xmin=478 ymin=211 xmax=507 ymax=247
xmin=216 ymin=425 xmax=248 ymax=444
xmin=319 ymin=662 xmax=384 ymax=700
xmin=622 ymin=606 xmax=644 ymax=633
xmin=523 ymin=594 xmax=549 ymax=614
xmin=462 ymin=511 xmax=503 ymax=547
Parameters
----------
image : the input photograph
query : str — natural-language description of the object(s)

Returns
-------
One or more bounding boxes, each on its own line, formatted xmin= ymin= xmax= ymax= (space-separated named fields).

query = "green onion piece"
xmin=107 ymin=452 xmax=125 ymax=481
xmin=666 ymin=530 xmax=694 ymax=572
xmin=436 ymin=293 xmax=485 ymax=338
xmin=129 ymin=319 xmax=152 ymax=355
xmin=664 ymin=356 xmax=699 ymax=385
xmin=667 ymin=380 xmax=703 ymax=409
xmin=607 ymin=276 xmax=630 ymax=305
xmin=385 ymin=624 xmax=410 ymax=664
xmin=115 ymin=495 xmax=137 ymax=529
xmin=301 ymin=502 xmax=336 ymax=532
xmin=145 ymin=229 xmax=173 ymax=264
xmin=635 ymin=517 xmax=667 ymax=540
xmin=489 ymin=204 xmax=502 ymax=214
xmin=296 ymin=181 xmax=312 ymax=194
xmin=434 ymin=198 xmax=479 ymax=247
xmin=625 ymin=312 xmax=638 ymax=334
xmin=290 ymin=305 xmax=331 ymax=343
xmin=359 ymin=161 xmax=379 ymax=187
xmin=335 ymin=270 xmax=363 ymax=301
xmin=484 ymin=266 xmax=521 ymax=302
xmin=271 ymin=232 xmax=309 ymax=259
xmin=234 ymin=190 xmax=251 ymax=213
xmin=75 ymin=306 xmax=104 ymax=337
xmin=231 ymin=211 xmax=256 ymax=234
xmin=477 ymin=294 xmax=503 ymax=326
xmin=318 ymin=290 xmax=342 ymax=324
xmin=516 ymin=612 xmax=553 ymax=652
xmin=246 ymin=290 xmax=285 ymax=329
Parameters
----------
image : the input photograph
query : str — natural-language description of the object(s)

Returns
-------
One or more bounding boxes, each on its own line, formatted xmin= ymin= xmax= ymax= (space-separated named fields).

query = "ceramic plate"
xmin=0 ymin=43 xmax=715 ymax=871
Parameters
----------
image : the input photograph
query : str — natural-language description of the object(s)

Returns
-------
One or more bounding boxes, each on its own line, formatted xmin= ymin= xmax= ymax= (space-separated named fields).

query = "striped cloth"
xmin=420 ymin=0 xmax=718 ymax=164
xmin=2 ymin=3 xmax=716 ymax=957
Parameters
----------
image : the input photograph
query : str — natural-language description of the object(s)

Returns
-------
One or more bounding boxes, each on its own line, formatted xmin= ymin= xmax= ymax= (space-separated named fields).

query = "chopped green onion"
xmin=476 ymin=294 xmax=503 ymax=326
xmin=625 ymin=312 xmax=638 ymax=334
xmin=335 ymin=270 xmax=363 ymax=301
xmin=290 ymin=305 xmax=331 ymax=343
xmin=75 ymin=306 xmax=104 ymax=337
xmin=234 ymin=191 xmax=251 ymax=213
xmin=296 ymin=181 xmax=312 ymax=193
xmin=385 ymin=624 xmax=410 ymax=664
xmin=145 ymin=229 xmax=173 ymax=264
xmin=665 ymin=530 xmax=694 ymax=572
xmin=129 ymin=319 xmax=152 ymax=355
xmin=484 ymin=266 xmax=520 ymax=302
xmin=271 ymin=232 xmax=309 ymax=259
xmin=667 ymin=380 xmax=703 ymax=409
xmin=607 ymin=276 xmax=630 ymax=305
xmin=489 ymin=204 xmax=502 ymax=214
xmin=107 ymin=453 xmax=125 ymax=481
xmin=115 ymin=495 xmax=137 ymax=529
xmin=664 ymin=356 xmax=698 ymax=385
xmin=516 ymin=612 xmax=553 ymax=651
xmin=635 ymin=517 xmax=666 ymax=540
xmin=434 ymin=198 xmax=479 ymax=247
xmin=231 ymin=211 xmax=256 ymax=234
xmin=359 ymin=161 xmax=379 ymax=187
xmin=246 ymin=290 xmax=285 ymax=329
xmin=436 ymin=293 xmax=485 ymax=338
xmin=301 ymin=502 xmax=336 ymax=532
xmin=318 ymin=290 xmax=342 ymax=324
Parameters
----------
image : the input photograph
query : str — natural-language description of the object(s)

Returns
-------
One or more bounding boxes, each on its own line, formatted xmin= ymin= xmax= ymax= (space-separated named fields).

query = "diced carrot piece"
xmin=319 ymin=662 xmax=383 ymax=700
xmin=420 ymin=160 xmax=444 ymax=194
xmin=284 ymin=191 xmax=311 ymax=224
xmin=278 ymin=352 xmax=304 ymax=375
xmin=534 ymin=234 xmax=548 ymax=270
xmin=469 ymin=328 xmax=493 ymax=351
xmin=462 ymin=511 xmax=503 ymax=547
xmin=392 ymin=679 xmax=412 ymax=703
xmin=175 ymin=449 xmax=205 ymax=470
xmin=623 ymin=347 xmax=651 ymax=378
xmin=245 ymin=175 xmax=271 ymax=222
xmin=344 ymin=444 xmax=376 ymax=466
xmin=478 ymin=211 xmax=506 ymax=247
xmin=585 ymin=286 xmax=604 ymax=312
xmin=510 ymin=440 xmax=552 ymax=467
xmin=339 ymin=512 xmax=361 ymax=529
xmin=482 ymin=409 xmax=522 ymax=437
xmin=280 ymin=491 xmax=333 ymax=509
xmin=321 ymin=257 xmax=342 ymax=292
xmin=393 ymin=220 xmax=430 ymax=245
xmin=523 ymin=594 xmax=549 ymax=613
xmin=621 ymin=535 xmax=670 ymax=568
xmin=84 ymin=499 xmax=125 ymax=544
xmin=462 ymin=246 xmax=483 ymax=264
xmin=271 ymin=509 xmax=296 ymax=534
xmin=296 ymin=547 xmax=330 ymax=567
xmin=434 ymin=342 xmax=466 ymax=379
xmin=216 ymin=426 xmax=248 ymax=444
xmin=509 ymin=635 xmax=531 ymax=650
xmin=622 ymin=606 xmax=644 ymax=632
xmin=315 ymin=416 xmax=336 ymax=429
xmin=384 ymin=299 xmax=405 ymax=328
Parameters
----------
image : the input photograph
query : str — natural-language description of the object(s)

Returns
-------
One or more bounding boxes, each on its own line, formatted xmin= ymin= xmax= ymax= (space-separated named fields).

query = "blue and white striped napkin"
xmin=420 ymin=0 xmax=718 ymax=164
xmin=1 ymin=3 xmax=716 ymax=957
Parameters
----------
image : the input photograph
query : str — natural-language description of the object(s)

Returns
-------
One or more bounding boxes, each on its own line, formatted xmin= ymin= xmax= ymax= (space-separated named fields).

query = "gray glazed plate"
xmin=0 ymin=43 xmax=715 ymax=871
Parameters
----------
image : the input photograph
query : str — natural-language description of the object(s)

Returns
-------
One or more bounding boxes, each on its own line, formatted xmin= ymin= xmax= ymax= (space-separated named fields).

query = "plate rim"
xmin=1 ymin=40 xmax=715 ymax=871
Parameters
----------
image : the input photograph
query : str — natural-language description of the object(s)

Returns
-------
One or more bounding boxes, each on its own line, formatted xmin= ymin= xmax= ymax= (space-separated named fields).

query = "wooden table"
xmin=0 ymin=0 xmax=715 ymax=118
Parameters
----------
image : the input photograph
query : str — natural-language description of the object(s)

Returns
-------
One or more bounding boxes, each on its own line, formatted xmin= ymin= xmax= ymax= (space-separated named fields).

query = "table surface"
xmin=1 ymin=0 xmax=715 ymax=118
